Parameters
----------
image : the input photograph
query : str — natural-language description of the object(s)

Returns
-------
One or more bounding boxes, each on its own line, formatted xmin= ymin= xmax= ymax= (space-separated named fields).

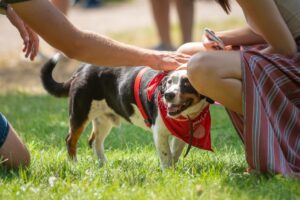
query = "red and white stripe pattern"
xmin=227 ymin=43 xmax=300 ymax=179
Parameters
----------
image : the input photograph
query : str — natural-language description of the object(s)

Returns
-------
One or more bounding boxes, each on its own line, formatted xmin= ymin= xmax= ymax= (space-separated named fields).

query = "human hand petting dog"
xmin=149 ymin=51 xmax=191 ymax=71
xmin=6 ymin=5 xmax=39 ymax=61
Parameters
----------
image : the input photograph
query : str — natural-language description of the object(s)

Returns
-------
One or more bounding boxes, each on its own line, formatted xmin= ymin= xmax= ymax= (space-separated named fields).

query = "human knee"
xmin=19 ymin=147 xmax=31 ymax=168
xmin=1 ymin=147 xmax=31 ymax=169
xmin=187 ymin=52 xmax=216 ymax=86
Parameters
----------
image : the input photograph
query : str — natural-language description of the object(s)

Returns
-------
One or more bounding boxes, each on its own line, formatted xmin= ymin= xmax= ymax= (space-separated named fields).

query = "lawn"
xmin=0 ymin=18 xmax=300 ymax=200
xmin=0 ymin=92 xmax=299 ymax=200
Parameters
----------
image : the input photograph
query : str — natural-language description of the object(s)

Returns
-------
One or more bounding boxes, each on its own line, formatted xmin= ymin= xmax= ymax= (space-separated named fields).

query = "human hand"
xmin=176 ymin=63 xmax=187 ymax=71
xmin=149 ymin=51 xmax=191 ymax=71
xmin=202 ymin=28 xmax=224 ymax=51
xmin=6 ymin=5 xmax=39 ymax=61
xmin=176 ymin=42 xmax=206 ymax=56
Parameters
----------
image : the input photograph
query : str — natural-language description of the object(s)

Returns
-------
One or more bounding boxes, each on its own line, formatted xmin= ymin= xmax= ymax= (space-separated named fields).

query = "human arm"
xmin=49 ymin=0 xmax=69 ymax=15
xmin=11 ymin=0 xmax=189 ymax=70
xmin=5 ymin=4 xmax=39 ymax=60
xmin=176 ymin=42 xmax=206 ymax=55
xmin=236 ymin=0 xmax=297 ymax=56
xmin=215 ymin=26 xmax=266 ymax=46
xmin=176 ymin=25 xmax=266 ymax=55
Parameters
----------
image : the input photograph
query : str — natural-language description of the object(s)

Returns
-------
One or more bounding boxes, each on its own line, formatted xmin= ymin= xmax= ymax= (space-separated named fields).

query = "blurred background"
xmin=0 ymin=0 xmax=244 ymax=92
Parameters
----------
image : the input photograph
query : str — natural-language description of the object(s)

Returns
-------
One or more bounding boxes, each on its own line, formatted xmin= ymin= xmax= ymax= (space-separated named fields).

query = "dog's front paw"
xmin=65 ymin=135 xmax=78 ymax=161
xmin=98 ymin=158 xmax=108 ymax=167
xmin=67 ymin=148 xmax=77 ymax=162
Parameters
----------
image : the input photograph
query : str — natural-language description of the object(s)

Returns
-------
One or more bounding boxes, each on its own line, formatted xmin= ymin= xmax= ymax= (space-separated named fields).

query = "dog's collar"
xmin=134 ymin=67 xmax=152 ymax=127
xmin=134 ymin=68 xmax=168 ymax=127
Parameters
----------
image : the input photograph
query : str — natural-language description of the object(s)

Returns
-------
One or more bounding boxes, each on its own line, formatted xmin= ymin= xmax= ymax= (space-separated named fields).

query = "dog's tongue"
xmin=168 ymin=104 xmax=181 ymax=112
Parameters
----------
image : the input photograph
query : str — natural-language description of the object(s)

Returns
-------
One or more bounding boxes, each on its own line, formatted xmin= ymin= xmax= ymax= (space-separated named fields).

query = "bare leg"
xmin=0 ymin=124 xmax=30 ymax=169
xmin=187 ymin=51 xmax=243 ymax=114
xmin=175 ymin=0 xmax=194 ymax=43
xmin=150 ymin=0 xmax=174 ymax=50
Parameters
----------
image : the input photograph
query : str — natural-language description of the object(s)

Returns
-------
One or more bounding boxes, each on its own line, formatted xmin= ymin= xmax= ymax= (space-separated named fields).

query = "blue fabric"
xmin=0 ymin=113 xmax=9 ymax=148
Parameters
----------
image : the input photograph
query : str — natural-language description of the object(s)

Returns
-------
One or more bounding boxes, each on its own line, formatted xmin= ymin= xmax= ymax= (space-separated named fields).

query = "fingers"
xmin=151 ymin=52 xmax=191 ymax=71
xmin=24 ymin=25 xmax=39 ymax=61
xmin=202 ymin=30 xmax=224 ymax=50
xmin=6 ymin=5 xmax=40 ymax=61
xmin=203 ymin=41 xmax=220 ymax=50
xmin=176 ymin=63 xmax=187 ymax=70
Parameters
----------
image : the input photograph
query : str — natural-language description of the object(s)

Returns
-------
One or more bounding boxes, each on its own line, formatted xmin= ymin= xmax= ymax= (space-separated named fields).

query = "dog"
xmin=41 ymin=54 xmax=214 ymax=169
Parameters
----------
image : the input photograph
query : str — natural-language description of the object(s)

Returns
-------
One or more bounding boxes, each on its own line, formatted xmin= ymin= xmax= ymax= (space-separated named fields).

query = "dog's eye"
xmin=167 ymin=79 xmax=172 ymax=84
xmin=182 ymin=80 xmax=190 ymax=87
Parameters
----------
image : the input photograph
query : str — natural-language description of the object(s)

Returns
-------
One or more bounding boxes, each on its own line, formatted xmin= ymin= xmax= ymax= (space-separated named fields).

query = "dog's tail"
xmin=41 ymin=53 xmax=71 ymax=97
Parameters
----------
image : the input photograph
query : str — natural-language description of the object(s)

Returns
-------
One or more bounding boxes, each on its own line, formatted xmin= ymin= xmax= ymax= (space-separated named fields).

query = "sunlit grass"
xmin=0 ymin=92 xmax=299 ymax=200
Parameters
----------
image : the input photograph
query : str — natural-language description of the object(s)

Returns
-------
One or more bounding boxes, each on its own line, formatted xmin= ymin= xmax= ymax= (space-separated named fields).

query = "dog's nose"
xmin=164 ymin=92 xmax=176 ymax=101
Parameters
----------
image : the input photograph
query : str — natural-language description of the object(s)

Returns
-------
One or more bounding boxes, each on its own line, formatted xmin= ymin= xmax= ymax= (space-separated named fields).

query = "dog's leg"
xmin=170 ymin=136 xmax=186 ymax=164
xmin=66 ymin=95 xmax=91 ymax=161
xmin=92 ymin=117 xmax=112 ymax=165
xmin=66 ymin=121 xmax=87 ymax=161
xmin=152 ymin=123 xmax=172 ymax=170
xmin=88 ymin=132 xmax=95 ymax=148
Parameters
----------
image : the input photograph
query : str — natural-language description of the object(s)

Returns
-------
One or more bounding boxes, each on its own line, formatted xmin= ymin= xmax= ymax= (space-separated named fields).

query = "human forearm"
xmin=11 ymin=0 xmax=189 ymax=70
xmin=49 ymin=0 xmax=69 ymax=15
xmin=216 ymin=26 xmax=265 ymax=46
xmin=71 ymin=31 xmax=160 ymax=67
xmin=11 ymin=0 xmax=150 ymax=66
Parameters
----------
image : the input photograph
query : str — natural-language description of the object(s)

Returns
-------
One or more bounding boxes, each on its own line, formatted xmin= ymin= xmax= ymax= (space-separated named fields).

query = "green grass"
xmin=1 ymin=18 xmax=300 ymax=199
xmin=0 ymin=92 xmax=299 ymax=200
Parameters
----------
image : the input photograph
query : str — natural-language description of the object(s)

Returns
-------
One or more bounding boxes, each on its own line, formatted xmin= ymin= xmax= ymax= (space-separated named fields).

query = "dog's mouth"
xmin=167 ymin=98 xmax=193 ymax=116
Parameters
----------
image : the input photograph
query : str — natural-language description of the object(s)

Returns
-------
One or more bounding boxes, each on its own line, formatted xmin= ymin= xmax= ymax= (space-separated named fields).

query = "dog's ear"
xmin=158 ymin=76 xmax=168 ymax=95
xmin=206 ymin=97 xmax=215 ymax=104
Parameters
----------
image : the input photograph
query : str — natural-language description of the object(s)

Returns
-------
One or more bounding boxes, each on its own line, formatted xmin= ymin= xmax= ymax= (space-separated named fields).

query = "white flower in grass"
xmin=30 ymin=187 xmax=40 ymax=193
xmin=48 ymin=176 xmax=57 ymax=187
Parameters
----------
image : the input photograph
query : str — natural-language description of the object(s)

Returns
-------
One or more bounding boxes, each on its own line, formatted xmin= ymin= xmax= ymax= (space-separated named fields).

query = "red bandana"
xmin=157 ymin=93 xmax=212 ymax=151
xmin=141 ymin=71 xmax=212 ymax=151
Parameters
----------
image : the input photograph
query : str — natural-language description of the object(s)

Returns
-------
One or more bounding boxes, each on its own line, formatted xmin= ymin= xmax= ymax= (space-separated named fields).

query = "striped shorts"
xmin=227 ymin=43 xmax=300 ymax=179
xmin=0 ymin=113 xmax=9 ymax=148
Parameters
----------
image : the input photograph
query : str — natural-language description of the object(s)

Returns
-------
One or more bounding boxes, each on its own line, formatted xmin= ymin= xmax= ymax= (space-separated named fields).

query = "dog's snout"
xmin=164 ymin=92 xmax=176 ymax=101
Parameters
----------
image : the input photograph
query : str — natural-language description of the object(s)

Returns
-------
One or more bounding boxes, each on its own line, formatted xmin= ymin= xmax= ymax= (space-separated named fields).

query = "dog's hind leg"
xmin=66 ymin=95 xmax=91 ymax=161
xmin=170 ymin=137 xmax=186 ymax=164
xmin=66 ymin=120 xmax=87 ymax=161
xmin=92 ymin=117 xmax=112 ymax=165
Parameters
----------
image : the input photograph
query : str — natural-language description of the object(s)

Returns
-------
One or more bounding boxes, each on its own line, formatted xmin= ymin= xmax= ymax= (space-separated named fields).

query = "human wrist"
xmin=215 ymin=32 xmax=229 ymax=46
xmin=139 ymin=49 xmax=160 ymax=68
